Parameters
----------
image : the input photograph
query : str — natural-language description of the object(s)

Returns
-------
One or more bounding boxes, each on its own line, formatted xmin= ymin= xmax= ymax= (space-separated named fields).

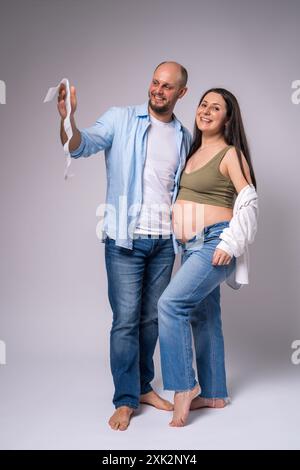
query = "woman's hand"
xmin=212 ymin=248 xmax=232 ymax=266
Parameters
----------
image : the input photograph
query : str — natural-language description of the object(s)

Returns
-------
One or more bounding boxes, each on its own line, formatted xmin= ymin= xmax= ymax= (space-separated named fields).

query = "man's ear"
xmin=178 ymin=87 xmax=188 ymax=99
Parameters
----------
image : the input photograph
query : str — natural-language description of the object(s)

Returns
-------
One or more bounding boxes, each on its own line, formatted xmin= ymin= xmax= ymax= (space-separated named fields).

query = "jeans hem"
xmin=163 ymin=380 xmax=198 ymax=392
xmin=199 ymin=394 xmax=231 ymax=403
xmin=114 ymin=402 xmax=139 ymax=410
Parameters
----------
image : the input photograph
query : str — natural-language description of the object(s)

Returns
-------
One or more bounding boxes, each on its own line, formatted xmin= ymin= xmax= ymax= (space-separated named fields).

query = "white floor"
xmin=0 ymin=353 xmax=299 ymax=450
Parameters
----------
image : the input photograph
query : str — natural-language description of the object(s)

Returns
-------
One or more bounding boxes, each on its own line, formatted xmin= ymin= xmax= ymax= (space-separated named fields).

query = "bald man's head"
xmin=154 ymin=61 xmax=188 ymax=88
xmin=148 ymin=61 xmax=188 ymax=117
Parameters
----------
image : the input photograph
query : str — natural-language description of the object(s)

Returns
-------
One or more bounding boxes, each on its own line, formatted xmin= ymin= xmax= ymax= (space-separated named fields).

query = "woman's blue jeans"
xmin=158 ymin=221 xmax=236 ymax=398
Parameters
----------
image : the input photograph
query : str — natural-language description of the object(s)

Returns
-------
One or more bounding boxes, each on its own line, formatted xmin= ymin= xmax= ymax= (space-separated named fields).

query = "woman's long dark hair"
xmin=187 ymin=88 xmax=257 ymax=189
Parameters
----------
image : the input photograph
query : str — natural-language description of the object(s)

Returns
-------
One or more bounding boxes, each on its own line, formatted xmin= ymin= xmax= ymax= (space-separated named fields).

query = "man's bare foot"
xmin=140 ymin=390 xmax=174 ymax=411
xmin=108 ymin=406 xmax=134 ymax=431
xmin=169 ymin=384 xmax=200 ymax=427
xmin=190 ymin=396 xmax=227 ymax=410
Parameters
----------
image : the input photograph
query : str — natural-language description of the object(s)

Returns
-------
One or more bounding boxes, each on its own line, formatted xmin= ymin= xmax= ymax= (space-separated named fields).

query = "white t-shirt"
xmin=135 ymin=114 xmax=179 ymax=236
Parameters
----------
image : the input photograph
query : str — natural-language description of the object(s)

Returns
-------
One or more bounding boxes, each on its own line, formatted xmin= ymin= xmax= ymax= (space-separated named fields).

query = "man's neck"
xmin=148 ymin=107 xmax=174 ymax=123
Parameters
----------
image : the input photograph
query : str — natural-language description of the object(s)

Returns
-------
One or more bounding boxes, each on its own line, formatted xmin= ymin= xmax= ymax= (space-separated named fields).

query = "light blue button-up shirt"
xmin=70 ymin=102 xmax=192 ymax=250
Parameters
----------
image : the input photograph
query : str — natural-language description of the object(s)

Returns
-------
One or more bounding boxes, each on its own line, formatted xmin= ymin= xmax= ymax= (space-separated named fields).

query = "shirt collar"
xmin=135 ymin=102 xmax=149 ymax=117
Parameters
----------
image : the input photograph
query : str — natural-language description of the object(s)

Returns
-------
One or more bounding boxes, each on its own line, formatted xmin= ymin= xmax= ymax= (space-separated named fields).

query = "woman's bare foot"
xmin=169 ymin=384 xmax=200 ymax=427
xmin=190 ymin=396 xmax=227 ymax=410
xmin=140 ymin=390 xmax=174 ymax=411
xmin=108 ymin=406 xmax=134 ymax=431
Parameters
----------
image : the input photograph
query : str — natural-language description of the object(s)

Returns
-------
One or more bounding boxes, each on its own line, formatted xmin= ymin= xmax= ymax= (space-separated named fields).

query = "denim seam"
xmin=182 ymin=317 xmax=195 ymax=390
xmin=206 ymin=297 xmax=217 ymax=398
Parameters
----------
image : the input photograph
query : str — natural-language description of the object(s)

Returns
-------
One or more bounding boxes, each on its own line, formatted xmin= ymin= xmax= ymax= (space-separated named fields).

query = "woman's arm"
xmin=223 ymin=146 xmax=252 ymax=192
xmin=212 ymin=148 xmax=255 ymax=266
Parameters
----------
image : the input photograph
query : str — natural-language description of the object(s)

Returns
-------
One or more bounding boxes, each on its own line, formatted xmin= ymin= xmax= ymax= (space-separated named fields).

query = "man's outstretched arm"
xmin=58 ymin=84 xmax=81 ymax=152
xmin=57 ymin=83 xmax=115 ymax=158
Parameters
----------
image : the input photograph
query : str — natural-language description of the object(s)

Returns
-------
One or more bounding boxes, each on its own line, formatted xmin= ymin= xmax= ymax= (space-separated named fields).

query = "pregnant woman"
xmin=158 ymin=88 xmax=258 ymax=427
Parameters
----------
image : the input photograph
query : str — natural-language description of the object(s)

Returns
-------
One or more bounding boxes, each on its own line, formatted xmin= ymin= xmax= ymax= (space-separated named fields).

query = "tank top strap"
xmin=211 ymin=145 xmax=233 ymax=167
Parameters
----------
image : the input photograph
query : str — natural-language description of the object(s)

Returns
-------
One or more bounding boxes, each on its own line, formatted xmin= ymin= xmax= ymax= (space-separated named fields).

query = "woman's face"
xmin=196 ymin=92 xmax=228 ymax=135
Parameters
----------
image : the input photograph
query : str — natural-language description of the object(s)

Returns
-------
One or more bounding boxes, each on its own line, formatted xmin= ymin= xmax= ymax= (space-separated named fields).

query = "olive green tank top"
xmin=177 ymin=146 xmax=236 ymax=208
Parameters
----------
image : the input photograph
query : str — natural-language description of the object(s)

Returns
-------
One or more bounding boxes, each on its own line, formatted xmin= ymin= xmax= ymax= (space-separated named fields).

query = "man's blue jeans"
xmin=105 ymin=236 xmax=175 ymax=409
xmin=158 ymin=221 xmax=236 ymax=398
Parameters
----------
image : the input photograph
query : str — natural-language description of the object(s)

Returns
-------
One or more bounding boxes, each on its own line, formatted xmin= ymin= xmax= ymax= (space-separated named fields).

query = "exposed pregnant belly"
xmin=172 ymin=199 xmax=233 ymax=242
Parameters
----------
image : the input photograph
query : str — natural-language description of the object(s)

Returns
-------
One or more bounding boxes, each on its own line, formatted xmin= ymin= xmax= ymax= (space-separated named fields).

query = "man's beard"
xmin=148 ymin=96 xmax=170 ymax=114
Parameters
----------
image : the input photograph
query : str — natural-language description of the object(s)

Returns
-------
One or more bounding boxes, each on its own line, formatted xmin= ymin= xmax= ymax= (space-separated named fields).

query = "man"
xmin=58 ymin=62 xmax=191 ymax=430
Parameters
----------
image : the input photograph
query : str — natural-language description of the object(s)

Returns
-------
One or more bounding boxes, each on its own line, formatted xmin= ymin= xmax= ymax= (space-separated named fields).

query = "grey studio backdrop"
xmin=0 ymin=0 xmax=299 ymax=450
